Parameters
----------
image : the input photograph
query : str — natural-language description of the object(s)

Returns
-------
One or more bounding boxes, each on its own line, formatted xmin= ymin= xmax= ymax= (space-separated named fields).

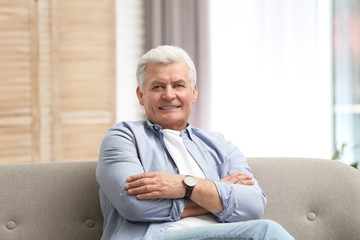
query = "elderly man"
xmin=96 ymin=45 xmax=294 ymax=240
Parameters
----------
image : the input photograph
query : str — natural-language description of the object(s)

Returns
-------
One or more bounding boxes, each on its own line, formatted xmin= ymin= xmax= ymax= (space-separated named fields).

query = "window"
xmin=333 ymin=0 xmax=360 ymax=165
xmin=209 ymin=0 xmax=333 ymax=159
xmin=116 ymin=0 xmax=146 ymax=122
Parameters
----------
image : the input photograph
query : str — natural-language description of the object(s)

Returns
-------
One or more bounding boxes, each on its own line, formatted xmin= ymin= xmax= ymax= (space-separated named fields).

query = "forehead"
xmin=144 ymin=62 xmax=189 ymax=81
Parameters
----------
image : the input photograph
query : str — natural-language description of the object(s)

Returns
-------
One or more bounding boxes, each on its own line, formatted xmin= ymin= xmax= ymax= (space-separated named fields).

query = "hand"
xmin=219 ymin=171 xmax=255 ymax=185
xmin=125 ymin=172 xmax=185 ymax=200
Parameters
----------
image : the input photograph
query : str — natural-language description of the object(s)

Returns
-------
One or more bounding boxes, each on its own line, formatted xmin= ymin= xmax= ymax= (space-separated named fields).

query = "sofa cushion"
xmin=0 ymin=161 xmax=103 ymax=240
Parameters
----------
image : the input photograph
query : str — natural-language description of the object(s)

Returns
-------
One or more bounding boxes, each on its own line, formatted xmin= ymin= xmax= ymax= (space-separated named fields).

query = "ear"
xmin=136 ymin=87 xmax=145 ymax=106
xmin=192 ymin=85 xmax=198 ymax=104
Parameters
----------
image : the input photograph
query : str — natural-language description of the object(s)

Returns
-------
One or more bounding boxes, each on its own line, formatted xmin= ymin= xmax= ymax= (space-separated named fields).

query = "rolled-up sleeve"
xmin=96 ymin=125 xmax=186 ymax=223
xmin=213 ymin=181 xmax=266 ymax=222
xmin=212 ymin=140 xmax=266 ymax=222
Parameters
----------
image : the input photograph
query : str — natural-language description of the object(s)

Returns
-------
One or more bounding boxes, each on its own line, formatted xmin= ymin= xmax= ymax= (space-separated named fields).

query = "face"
xmin=137 ymin=62 xmax=198 ymax=131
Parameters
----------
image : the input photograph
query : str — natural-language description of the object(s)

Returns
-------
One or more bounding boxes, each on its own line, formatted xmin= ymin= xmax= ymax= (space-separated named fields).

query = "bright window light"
xmin=209 ymin=0 xmax=333 ymax=159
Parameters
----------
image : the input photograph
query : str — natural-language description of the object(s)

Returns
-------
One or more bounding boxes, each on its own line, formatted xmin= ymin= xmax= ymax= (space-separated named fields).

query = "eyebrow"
xmin=149 ymin=80 xmax=165 ymax=87
xmin=173 ymin=79 xmax=187 ymax=84
xmin=149 ymin=79 xmax=187 ymax=86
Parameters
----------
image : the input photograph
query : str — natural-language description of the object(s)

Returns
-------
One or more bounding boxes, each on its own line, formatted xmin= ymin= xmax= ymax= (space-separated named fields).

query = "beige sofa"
xmin=1 ymin=158 xmax=360 ymax=240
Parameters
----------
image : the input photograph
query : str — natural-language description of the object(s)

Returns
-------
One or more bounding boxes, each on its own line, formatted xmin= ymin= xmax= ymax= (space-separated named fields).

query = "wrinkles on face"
xmin=136 ymin=62 xmax=198 ymax=131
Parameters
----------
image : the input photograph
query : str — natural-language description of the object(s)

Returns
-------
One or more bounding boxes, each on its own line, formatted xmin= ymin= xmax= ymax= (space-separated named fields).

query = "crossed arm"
xmin=125 ymin=171 xmax=255 ymax=218
xmin=97 ymin=126 xmax=266 ymax=223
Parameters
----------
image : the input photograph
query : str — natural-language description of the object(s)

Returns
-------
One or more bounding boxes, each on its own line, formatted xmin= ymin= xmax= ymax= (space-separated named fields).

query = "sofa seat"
xmin=1 ymin=158 xmax=359 ymax=240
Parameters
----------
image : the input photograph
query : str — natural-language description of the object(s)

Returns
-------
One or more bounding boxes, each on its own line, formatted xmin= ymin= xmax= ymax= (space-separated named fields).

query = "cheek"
xmin=144 ymin=96 xmax=158 ymax=109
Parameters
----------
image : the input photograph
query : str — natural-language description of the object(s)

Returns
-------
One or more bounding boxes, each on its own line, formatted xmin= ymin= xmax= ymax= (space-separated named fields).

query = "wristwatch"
xmin=183 ymin=175 xmax=196 ymax=199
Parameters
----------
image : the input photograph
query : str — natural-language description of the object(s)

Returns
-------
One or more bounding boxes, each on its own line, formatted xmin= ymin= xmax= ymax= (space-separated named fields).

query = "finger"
xmin=127 ymin=185 xmax=163 ymax=199
xmin=226 ymin=178 xmax=254 ymax=185
xmin=127 ymin=172 xmax=152 ymax=182
xmin=234 ymin=175 xmax=253 ymax=184
xmin=136 ymin=191 xmax=161 ymax=200
xmin=125 ymin=177 xmax=153 ymax=190
xmin=127 ymin=172 xmax=159 ymax=182
xmin=239 ymin=174 xmax=253 ymax=180
xmin=127 ymin=182 xmax=159 ymax=195
xmin=220 ymin=172 xmax=253 ymax=184
xmin=219 ymin=172 xmax=245 ymax=182
xmin=240 ymin=179 xmax=255 ymax=186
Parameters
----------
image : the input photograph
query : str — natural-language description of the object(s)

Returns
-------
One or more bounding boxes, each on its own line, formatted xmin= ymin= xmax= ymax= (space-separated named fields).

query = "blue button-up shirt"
xmin=96 ymin=120 xmax=266 ymax=240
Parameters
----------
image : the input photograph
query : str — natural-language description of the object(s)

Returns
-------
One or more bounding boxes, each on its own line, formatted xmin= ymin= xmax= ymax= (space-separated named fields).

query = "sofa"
xmin=1 ymin=157 xmax=359 ymax=240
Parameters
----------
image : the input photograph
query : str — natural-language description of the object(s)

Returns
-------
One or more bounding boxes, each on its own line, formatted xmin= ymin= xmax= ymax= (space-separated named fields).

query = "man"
xmin=96 ymin=45 xmax=294 ymax=240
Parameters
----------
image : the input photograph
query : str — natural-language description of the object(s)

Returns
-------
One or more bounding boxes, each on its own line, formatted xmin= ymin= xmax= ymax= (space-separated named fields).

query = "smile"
xmin=159 ymin=106 xmax=180 ymax=110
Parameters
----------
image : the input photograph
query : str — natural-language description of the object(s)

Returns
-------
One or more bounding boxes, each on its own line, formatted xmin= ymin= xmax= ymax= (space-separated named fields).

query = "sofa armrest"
xmin=248 ymin=157 xmax=360 ymax=240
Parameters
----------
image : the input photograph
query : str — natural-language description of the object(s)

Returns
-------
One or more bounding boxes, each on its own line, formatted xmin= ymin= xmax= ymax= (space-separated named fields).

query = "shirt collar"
xmin=145 ymin=118 xmax=162 ymax=132
xmin=145 ymin=118 xmax=194 ymax=141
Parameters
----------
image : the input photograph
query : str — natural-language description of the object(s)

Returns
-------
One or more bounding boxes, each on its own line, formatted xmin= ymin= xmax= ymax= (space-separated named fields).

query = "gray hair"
xmin=136 ymin=45 xmax=197 ymax=91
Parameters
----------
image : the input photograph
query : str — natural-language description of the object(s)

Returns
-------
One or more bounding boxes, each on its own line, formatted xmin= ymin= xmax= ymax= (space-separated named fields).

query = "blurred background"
xmin=1 ymin=0 xmax=359 ymax=167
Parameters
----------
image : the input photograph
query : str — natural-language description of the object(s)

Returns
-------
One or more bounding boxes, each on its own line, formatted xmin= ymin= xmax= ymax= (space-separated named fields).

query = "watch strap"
xmin=184 ymin=185 xmax=193 ymax=199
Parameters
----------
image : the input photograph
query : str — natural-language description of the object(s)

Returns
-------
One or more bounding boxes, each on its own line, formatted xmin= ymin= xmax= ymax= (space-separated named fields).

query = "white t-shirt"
xmin=162 ymin=129 xmax=218 ymax=230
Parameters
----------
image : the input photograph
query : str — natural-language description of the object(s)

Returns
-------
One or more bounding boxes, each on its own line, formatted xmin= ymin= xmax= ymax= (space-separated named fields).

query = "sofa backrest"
xmin=1 ymin=158 xmax=360 ymax=240
xmin=0 ymin=161 xmax=103 ymax=240
xmin=248 ymin=157 xmax=360 ymax=240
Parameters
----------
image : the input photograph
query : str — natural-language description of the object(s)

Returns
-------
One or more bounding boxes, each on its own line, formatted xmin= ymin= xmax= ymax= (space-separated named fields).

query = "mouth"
xmin=159 ymin=106 xmax=181 ymax=110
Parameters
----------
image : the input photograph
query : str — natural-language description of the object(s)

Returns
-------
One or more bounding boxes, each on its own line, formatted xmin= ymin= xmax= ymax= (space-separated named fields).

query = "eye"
xmin=174 ymin=83 xmax=185 ymax=88
xmin=152 ymin=85 xmax=161 ymax=90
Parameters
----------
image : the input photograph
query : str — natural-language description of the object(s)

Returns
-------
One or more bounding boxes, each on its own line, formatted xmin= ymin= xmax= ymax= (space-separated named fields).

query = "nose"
xmin=162 ymin=87 xmax=176 ymax=100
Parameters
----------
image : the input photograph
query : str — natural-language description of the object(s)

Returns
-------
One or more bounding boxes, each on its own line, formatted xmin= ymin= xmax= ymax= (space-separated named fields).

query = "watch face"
xmin=184 ymin=176 xmax=196 ymax=187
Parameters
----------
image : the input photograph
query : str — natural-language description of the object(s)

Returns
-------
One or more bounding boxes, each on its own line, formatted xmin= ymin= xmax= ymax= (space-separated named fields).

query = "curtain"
xmin=144 ymin=0 xmax=212 ymax=129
